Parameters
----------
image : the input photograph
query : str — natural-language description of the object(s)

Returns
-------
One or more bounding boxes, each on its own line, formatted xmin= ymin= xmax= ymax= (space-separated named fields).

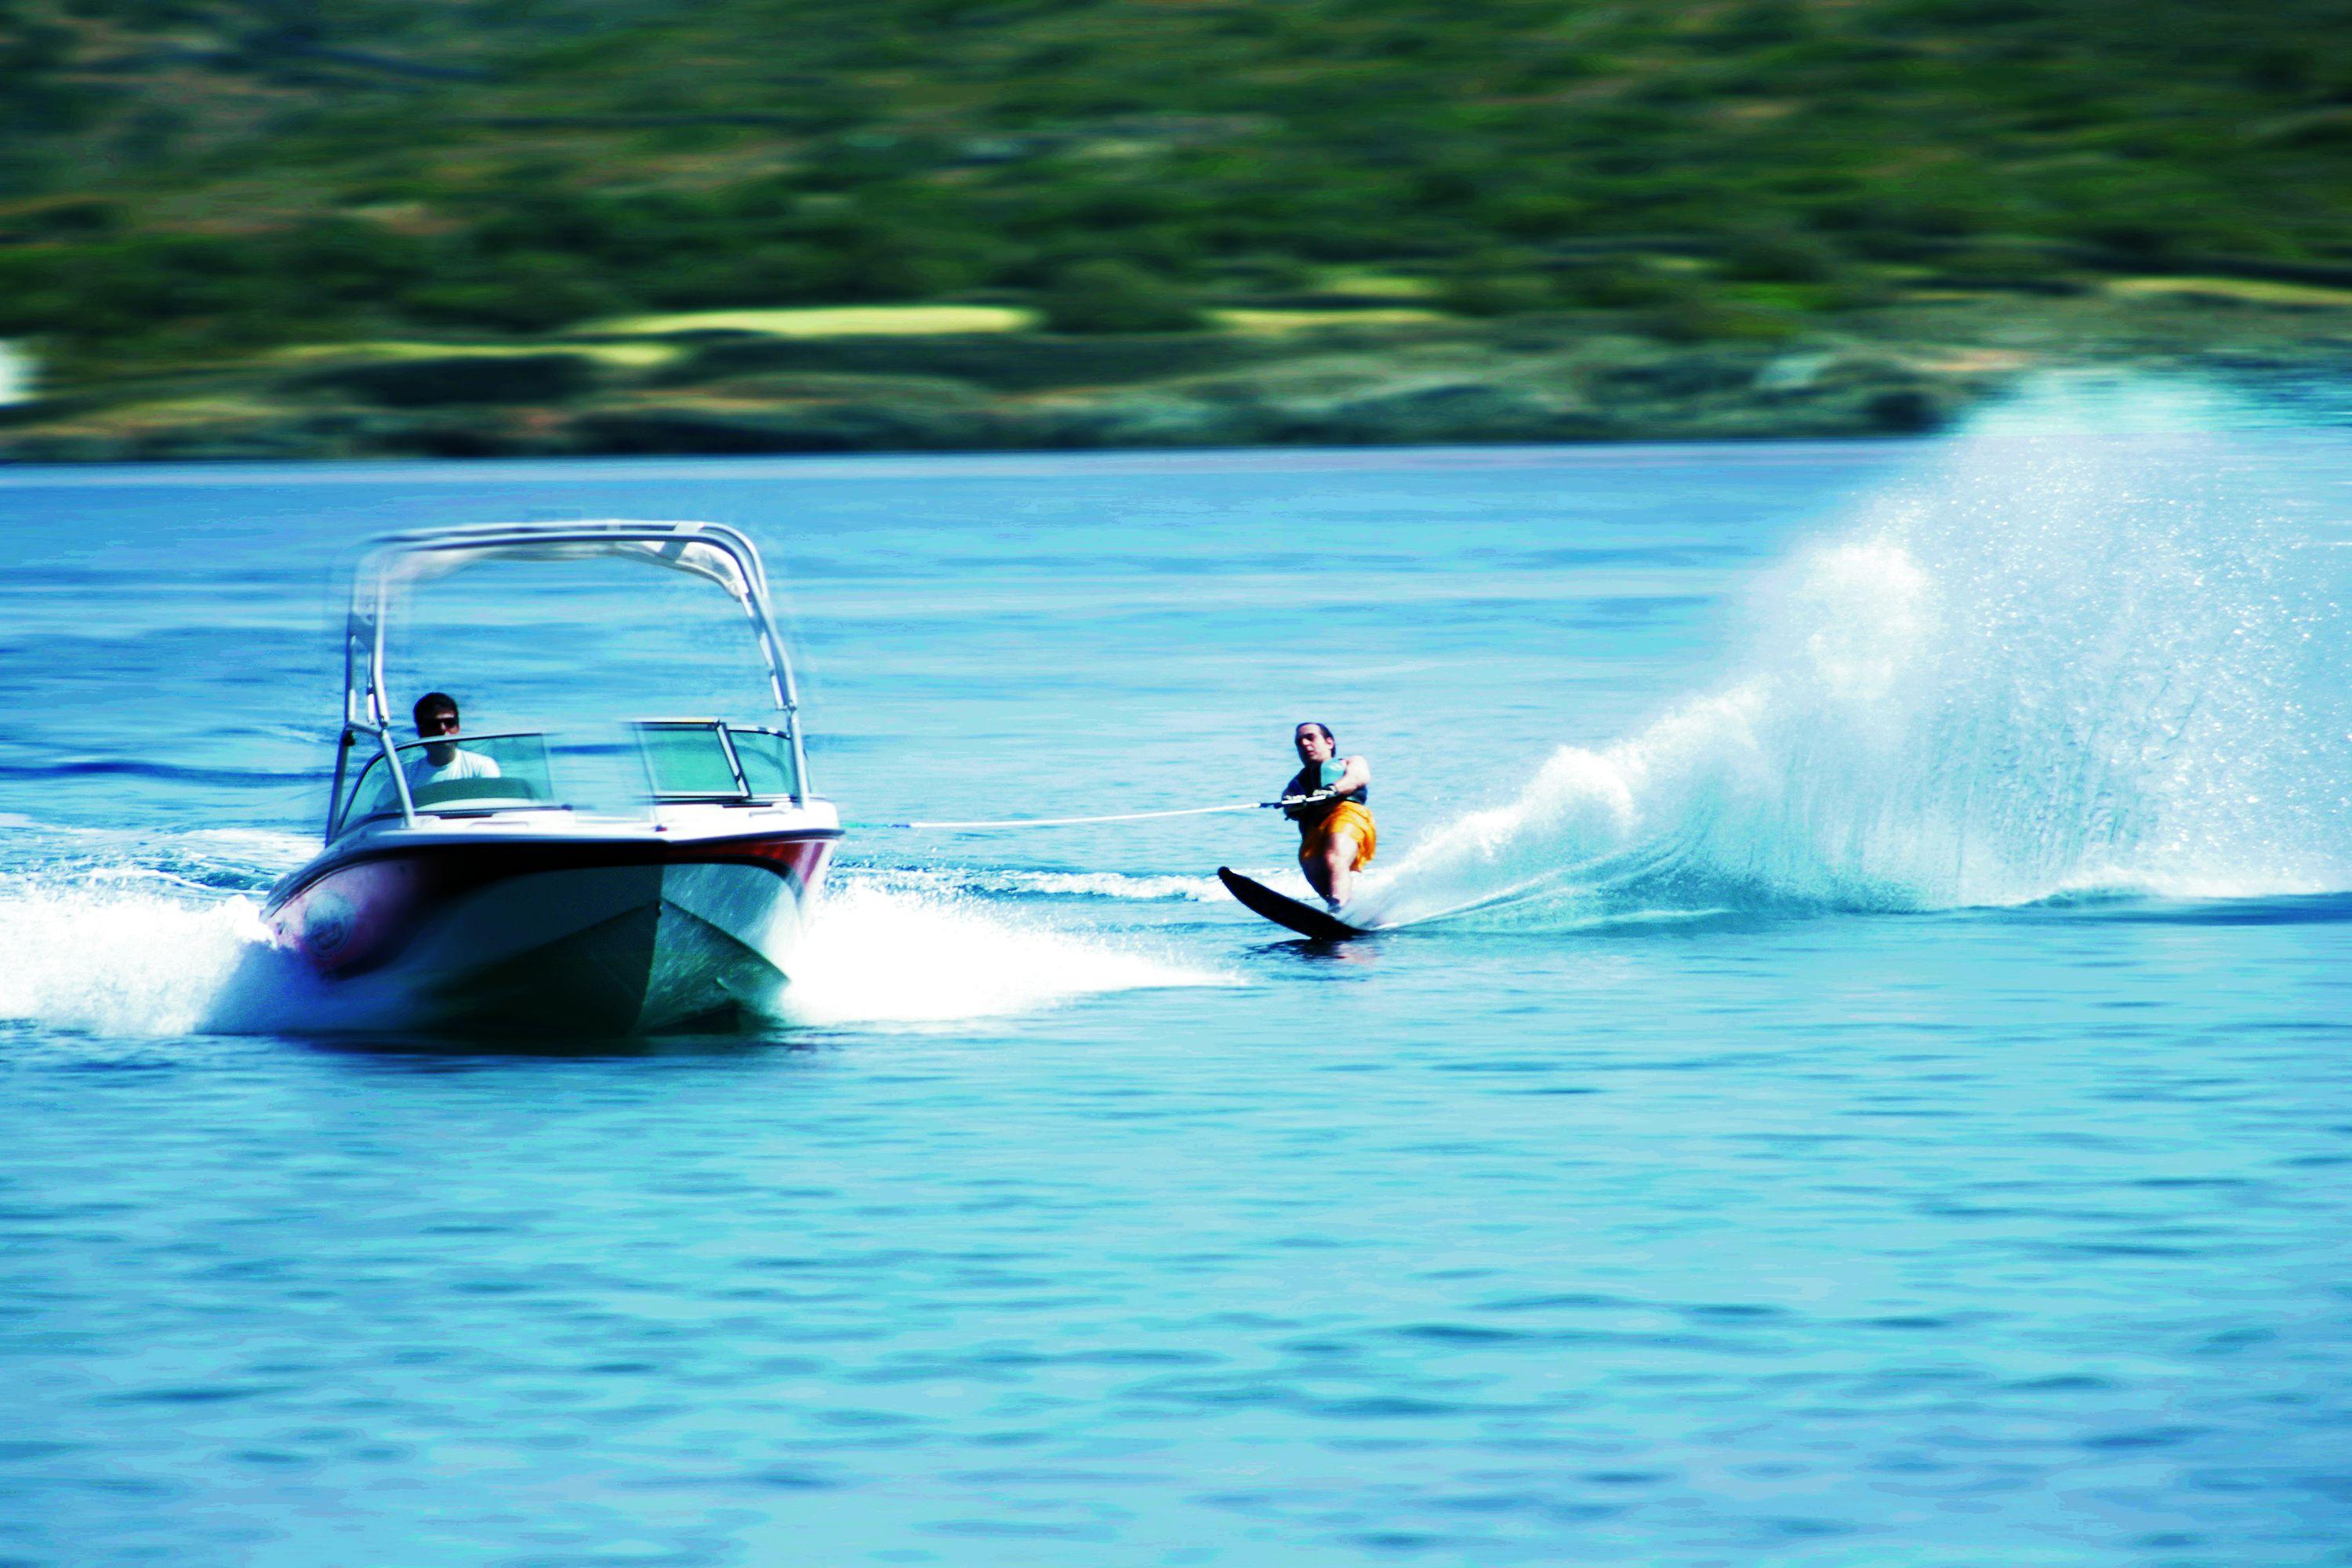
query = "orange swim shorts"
xmin=1299 ymin=801 xmax=1377 ymax=871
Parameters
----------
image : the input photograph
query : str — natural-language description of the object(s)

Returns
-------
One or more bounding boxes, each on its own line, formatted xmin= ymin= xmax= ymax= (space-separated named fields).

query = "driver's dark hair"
xmin=414 ymin=691 xmax=459 ymax=728
xmin=1296 ymin=720 xmax=1334 ymax=743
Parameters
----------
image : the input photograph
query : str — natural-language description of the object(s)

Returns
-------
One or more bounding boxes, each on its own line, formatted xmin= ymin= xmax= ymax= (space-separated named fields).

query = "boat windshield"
xmin=636 ymin=721 xmax=803 ymax=801
xmin=333 ymin=724 xmax=802 ymax=837
xmin=727 ymin=727 xmax=800 ymax=799
xmin=337 ymin=733 xmax=558 ymax=833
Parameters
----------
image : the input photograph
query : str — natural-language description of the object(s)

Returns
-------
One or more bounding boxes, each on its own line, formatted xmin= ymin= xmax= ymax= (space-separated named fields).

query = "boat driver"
xmin=406 ymin=691 xmax=502 ymax=789
xmin=1282 ymin=720 xmax=1374 ymax=909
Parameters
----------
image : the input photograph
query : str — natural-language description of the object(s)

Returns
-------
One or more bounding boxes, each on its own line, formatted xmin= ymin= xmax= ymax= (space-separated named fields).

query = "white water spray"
xmin=773 ymin=882 xmax=1232 ymax=1028
xmin=0 ymin=824 xmax=1228 ymax=1037
xmin=1354 ymin=377 xmax=2352 ymax=927
xmin=0 ymin=884 xmax=274 ymax=1036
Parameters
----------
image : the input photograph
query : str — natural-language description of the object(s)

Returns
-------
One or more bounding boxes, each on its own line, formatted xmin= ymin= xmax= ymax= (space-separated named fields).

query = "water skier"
xmin=1282 ymin=721 xmax=1375 ymax=909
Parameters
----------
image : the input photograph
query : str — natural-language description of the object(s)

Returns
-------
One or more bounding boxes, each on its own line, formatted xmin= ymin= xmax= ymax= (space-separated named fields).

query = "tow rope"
xmin=868 ymin=800 xmax=1281 ymax=830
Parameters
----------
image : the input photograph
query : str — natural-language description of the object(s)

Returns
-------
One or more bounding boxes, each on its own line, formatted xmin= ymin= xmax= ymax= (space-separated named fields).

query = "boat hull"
xmin=263 ymin=833 xmax=836 ymax=1034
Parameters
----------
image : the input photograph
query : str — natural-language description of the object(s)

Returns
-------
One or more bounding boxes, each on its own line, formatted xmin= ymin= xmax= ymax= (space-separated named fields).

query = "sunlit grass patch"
xmin=2107 ymin=277 xmax=2352 ymax=308
xmin=1309 ymin=269 xmax=1440 ymax=299
xmin=0 ymin=341 xmax=34 ymax=405
xmin=590 ymin=305 xmax=1039 ymax=338
xmin=1901 ymin=350 xmax=2036 ymax=375
xmin=271 ymin=340 xmax=684 ymax=368
xmin=39 ymin=395 xmax=284 ymax=434
xmin=1209 ymin=308 xmax=1450 ymax=334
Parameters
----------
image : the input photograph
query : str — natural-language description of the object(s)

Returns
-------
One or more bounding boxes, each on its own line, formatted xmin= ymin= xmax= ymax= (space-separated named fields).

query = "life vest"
xmin=1284 ymin=760 xmax=1367 ymax=825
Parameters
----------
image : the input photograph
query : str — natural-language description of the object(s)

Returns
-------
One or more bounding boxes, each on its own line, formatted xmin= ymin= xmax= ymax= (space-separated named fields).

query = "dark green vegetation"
xmin=3 ymin=0 xmax=2349 ymax=458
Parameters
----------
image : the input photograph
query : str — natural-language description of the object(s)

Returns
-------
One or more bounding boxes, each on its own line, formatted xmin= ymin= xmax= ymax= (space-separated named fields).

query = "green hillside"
xmin=3 ymin=0 xmax=2349 ymax=456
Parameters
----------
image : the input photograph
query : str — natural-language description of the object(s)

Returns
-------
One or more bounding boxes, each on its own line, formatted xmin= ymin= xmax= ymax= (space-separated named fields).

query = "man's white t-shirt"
xmin=406 ymin=747 xmax=502 ymax=789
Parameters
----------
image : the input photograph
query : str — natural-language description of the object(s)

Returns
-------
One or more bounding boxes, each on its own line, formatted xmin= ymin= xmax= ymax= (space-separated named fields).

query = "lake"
xmin=3 ymin=378 xmax=2349 ymax=1565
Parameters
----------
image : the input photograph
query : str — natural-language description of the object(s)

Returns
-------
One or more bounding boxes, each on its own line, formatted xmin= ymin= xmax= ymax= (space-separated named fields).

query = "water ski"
xmin=1217 ymin=866 xmax=1374 ymax=940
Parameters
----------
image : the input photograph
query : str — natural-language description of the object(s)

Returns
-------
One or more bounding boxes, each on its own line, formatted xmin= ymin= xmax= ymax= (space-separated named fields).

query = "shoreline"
xmin=5 ymin=297 xmax=2347 ymax=466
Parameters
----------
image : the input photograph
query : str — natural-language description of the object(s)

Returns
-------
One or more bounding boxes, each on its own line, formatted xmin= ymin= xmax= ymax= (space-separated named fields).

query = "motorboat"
xmin=262 ymin=521 xmax=840 ymax=1033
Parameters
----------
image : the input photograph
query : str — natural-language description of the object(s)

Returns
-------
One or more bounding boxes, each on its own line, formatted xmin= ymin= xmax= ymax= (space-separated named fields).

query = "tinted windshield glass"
xmin=337 ymin=733 xmax=557 ymax=833
xmin=632 ymin=723 xmax=800 ymax=801
xmin=637 ymin=722 xmax=742 ymax=797
xmin=728 ymin=727 xmax=800 ymax=800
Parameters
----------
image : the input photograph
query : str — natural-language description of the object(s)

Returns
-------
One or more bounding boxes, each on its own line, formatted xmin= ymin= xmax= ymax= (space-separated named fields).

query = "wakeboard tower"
xmin=263 ymin=520 xmax=838 ymax=1033
xmin=1217 ymin=866 xmax=1376 ymax=940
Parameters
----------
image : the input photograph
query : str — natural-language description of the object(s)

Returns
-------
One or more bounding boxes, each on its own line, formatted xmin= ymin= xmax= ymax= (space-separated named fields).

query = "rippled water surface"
xmin=4 ymin=386 xmax=2350 ymax=1565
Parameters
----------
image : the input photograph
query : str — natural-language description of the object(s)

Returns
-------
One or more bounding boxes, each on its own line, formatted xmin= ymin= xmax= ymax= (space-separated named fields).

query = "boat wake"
xmin=0 ymin=825 xmax=1231 ymax=1039
xmin=0 ymin=878 xmax=277 ymax=1037
xmin=773 ymin=880 xmax=1232 ymax=1028
xmin=1349 ymin=376 xmax=2352 ymax=931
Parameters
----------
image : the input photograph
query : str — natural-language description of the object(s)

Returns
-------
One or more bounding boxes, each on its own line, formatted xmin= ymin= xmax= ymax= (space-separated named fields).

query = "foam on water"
xmin=0 ymin=881 xmax=272 ymax=1036
xmin=0 ymin=829 xmax=1231 ymax=1037
xmin=0 ymin=819 xmax=304 ymax=1035
xmin=0 ymin=815 xmax=313 ymax=884
xmin=773 ymin=880 xmax=1233 ymax=1029
xmin=1352 ymin=376 xmax=2352 ymax=927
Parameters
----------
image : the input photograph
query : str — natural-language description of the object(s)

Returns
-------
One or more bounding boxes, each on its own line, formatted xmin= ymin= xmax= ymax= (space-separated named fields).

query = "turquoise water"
xmin=4 ymin=384 xmax=2350 ymax=1564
